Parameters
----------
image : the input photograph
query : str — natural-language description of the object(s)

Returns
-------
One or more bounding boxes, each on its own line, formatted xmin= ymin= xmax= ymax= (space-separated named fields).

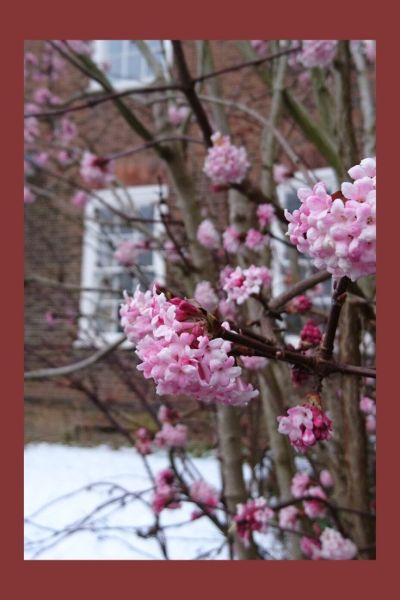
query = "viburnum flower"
xmin=300 ymin=320 xmax=322 ymax=346
xmin=190 ymin=480 xmax=219 ymax=518
xmin=24 ymin=186 xmax=35 ymax=204
xmin=223 ymin=225 xmax=242 ymax=253
xmin=277 ymin=398 xmax=333 ymax=453
xmin=114 ymin=240 xmax=139 ymax=267
xmin=203 ymin=132 xmax=250 ymax=186
xmin=80 ymin=151 xmax=114 ymax=185
xmin=250 ymin=40 xmax=269 ymax=56
xmin=320 ymin=469 xmax=334 ymax=488
xmin=279 ymin=506 xmax=300 ymax=530
xmin=120 ymin=286 xmax=258 ymax=407
xmin=222 ymin=265 xmax=272 ymax=305
xmin=135 ymin=427 xmax=152 ymax=455
xmin=303 ymin=486 xmax=327 ymax=518
xmin=152 ymin=468 xmax=181 ymax=514
xmin=71 ymin=191 xmax=88 ymax=208
xmin=155 ymin=423 xmax=188 ymax=449
xmin=273 ymin=163 xmax=292 ymax=184
xmin=240 ymin=356 xmax=268 ymax=370
xmin=256 ymin=204 xmax=275 ymax=228
xmin=234 ymin=498 xmax=274 ymax=545
xmin=33 ymin=87 xmax=61 ymax=105
xmin=300 ymin=536 xmax=322 ymax=560
xmin=194 ymin=281 xmax=219 ymax=312
xmin=197 ymin=218 xmax=221 ymax=249
xmin=319 ymin=528 xmax=357 ymax=560
xmin=245 ymin=228 xmax=268 ymax=252
xmin=288 ymin=295 xmax=312 ymax=314
xmin=359 ymin=396 xmax=376 ymax=415
xmin=168 ymin=104 xmax=189 ymax=126
xmin=291 ymin=472 xmax=311 ymax=497
xmin=297 ymin=40 xmax=338 ymax=68
xmin=285 ymin=158 xmax=376 ymax=281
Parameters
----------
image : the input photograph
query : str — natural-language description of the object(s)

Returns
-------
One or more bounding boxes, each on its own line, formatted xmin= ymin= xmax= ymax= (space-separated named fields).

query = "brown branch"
xmin=269 ymin=271 xmax=332 ymax=311
xmin=319 ymin=276 xmax=350 ymax=360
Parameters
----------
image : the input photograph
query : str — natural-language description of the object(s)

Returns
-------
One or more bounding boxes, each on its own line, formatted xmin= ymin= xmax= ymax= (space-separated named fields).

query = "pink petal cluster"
xmin=222 ymin=225 xmax=242 ymax=253
xmin=320 ymin=469 xmax=334 ymax=488
xmin=289 ymin=295 xmax=312 ymax=314
xmin=71 ymin=191 xmax=88 ymax=208
xmin=273 ymin=163 xmax=292 ymax=184
xmin=222 ymin=265 xmax=272 ymax=305
xmin=359 ymin=396 xmax=376 ymax=433
xmin=303 ymin=486 xmax=327 ymax=518
xmin=291 ymin=472 xmax=311 ymax=497
xmin=158 ymin=404 xmax=180 ymax=424
xmin=152 ymin=468 xmax=181 ymax=514
xmin=203 ymin=132 xmax=250 ymax=186
xmin=279 ymin=506 xmax=300 ymax=530
xmin=300 ymin=536 xmax=322 ymax=559
xmin=194 ymin=281 xmax=219 ymax=312
xmin=234 ymin=497 xmax=274 ymax=545
xmin=120 ymin=286 xmax=258 ymax=407
xmin=298 ymin=40 xmax=338 ymax=68
xmin=80 ymin=151 xmax=114 ymax=185
xmin=319 ymin=528 xmax=357 ymax=560
xmin=256 ymin=203 xmax=275 ymax=228
xmin=135 ymin=427 xmax=152 ymax=455
xmin=168 ymin=104 xmax=189 ymax=126
xmin=285 ymin=158 xmax=376 ymax=281
xmin=240 ymin=356 xmax=268 ymax=370
xmin=245 ymin=228 xmax=268 ymax=252
xmin=155 ymin=423 xmax=188 ymax=449
xmin=277 ymin=403 xmax=333 ymax=453
xmin=250 ymin=40 xmax=269 ymax=56
xmin=300 ymin=320 xmax=322 ymax=346
xmin=190 ymin=480 xmax=219 ymax=518
xmin=197 ymin=219 xmax=221 ymax=249
xmin=114 ymin=240 xmax=139 ymax=267
xmin=24 ymin=186 xmax=35 ymax=204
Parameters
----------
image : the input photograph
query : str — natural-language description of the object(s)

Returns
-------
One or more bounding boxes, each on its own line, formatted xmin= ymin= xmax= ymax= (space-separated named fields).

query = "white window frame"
xmin=90 ymin=40 xmax=172 ymax=91
xmin=77 ymin=184 xmax=167 ymax=348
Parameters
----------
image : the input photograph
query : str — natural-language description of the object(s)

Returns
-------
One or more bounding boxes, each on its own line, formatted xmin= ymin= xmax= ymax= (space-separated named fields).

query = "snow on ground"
xmin=24 ymin=443 xmax=227 ymax=560
xmin=24 ymin=443 xmax=284 ymax=560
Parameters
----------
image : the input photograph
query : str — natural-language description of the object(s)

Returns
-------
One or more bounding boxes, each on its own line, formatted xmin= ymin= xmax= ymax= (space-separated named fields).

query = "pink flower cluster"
xmin=203 ymin=132 xmax=250 ymax=186
xmin=197 ymin=219 xmax=221 ymax=250
xmin=273 ymin=163 xmax=292 ymax=184
xmin=285 ymin=158 xmax=376 ymax=281
xmin=234 ymin=497 xmax=274 ymax=545
xmin=300 ymin=320 xmax=322 ymax=346
xmin=152 ymin=468 xmax=181 ymax=514
xmin=194 ymin=281 xmax=219 ymax=312
xmin=303 ymin=486 xmax=327 ymax=518
xmin=256 ymin=204 xmax=275 ymax=228
xmin=297 ymin=40 xmax=338 ymax=68
xmin=155 ymin=423 xmax=188 ymax=449
xmin=279 ymin=506 xmax=300 ymax=530
xmin=120 ymin=286 xmax=259 ymax=407
xmin=250 ymin=40 xmax=269 ymax=56
xmin=80 ymin=151 xmax=114 ymax=186
xmin=113 ymin=240 xmax=147 ymax=267
xmin=222 ymin=265 xmax=272 ymax=305
xmin=288 ymin=295 xmax=312 ymax=314
xmin=222 ymin=225 xmax=241 ymax=253
xmin=24 ymin=187 xmax=35 ymax=204
xmin=71 ymin=191 xmax=88 ymax=208
xmin=245 ymin=228 xmax=268 ymax=252
xmin=168 ymin=104 xmax=189 ymax=126
xmin=319 ymin=528 xmax=357 ymax=560
xmin=190 ymin=480 xmax=219 ymax=518
xmin=135 ymin=427 xmax=152 ymax=455
xmin=359 ymin=396 xmax=376 ymax=434
xmin=277 ymin=401 xmax=332 ymax=453
xmin=291 ymin=472 xmax=311 ymax=497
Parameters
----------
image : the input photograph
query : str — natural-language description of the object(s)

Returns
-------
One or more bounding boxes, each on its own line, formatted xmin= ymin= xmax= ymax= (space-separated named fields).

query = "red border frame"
xmin=3 ymin=1 xmax=395 ymax=596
